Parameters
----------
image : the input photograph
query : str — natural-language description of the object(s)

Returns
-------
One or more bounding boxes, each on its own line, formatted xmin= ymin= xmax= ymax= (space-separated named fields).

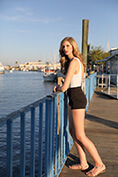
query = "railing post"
xmin=63 ymin=92 xmax=69 ymax=158
xmin=38 ymin=103 xmax=43 ymax=177
xmin=48 ymin=99 xmax=53 ymax=177
xmin=54 ymin=95 xmax=58 ymax=176
xmin=7 ymin=120 xmax=13 ymax=177
xmin=85 ymin=77 xmax=89 ymax=111
xmin=101 ymin=74 xmax=104 ymax=92
xmin=20 ymin=112 xmax=25 ymax=177
xmin=51 ymin=96 xmax=55 ymax=176
xmin=88 ymin=76 xmax=90 ymax=105
xmin=44 ymin=99 xmax=50 ymax=177
xmin=108 ymin=74 xmax=111 ymax=94
xmin=61 ymin=93 xmax=64 ymax=164
xmin=30 ymin=107 xmax=35 ymax=177
xmin=58 ymin=95 xmax=61 ymax=169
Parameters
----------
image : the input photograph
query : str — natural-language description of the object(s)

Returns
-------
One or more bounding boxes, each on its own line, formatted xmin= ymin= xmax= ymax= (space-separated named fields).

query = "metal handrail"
xmin=0 ymin=92 xmax=73 ymax=177
xmin=0 ymin=73 xmax=97 ymax=177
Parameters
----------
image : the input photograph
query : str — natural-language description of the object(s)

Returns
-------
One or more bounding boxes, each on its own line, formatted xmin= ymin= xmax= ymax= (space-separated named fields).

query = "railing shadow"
xmin=95 ymin=90 xmax=117 ymax=100
xmin=86 ymin=114 xmax=118 ymax=130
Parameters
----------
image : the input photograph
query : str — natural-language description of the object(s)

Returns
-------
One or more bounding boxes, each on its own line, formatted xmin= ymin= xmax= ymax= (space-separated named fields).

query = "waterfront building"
xmin=4 ymin=65 xmax=10 ymax=70
xmin=106 ymin=48 xmax=118 ymax=75
xmin=94 ymin=48 xmax=118 ymax=84
xmin=0 ymin=62 xmax=5 ymax=74
xmin=19 ymin=61 xmax=46 ymax=71
xmin=19 ymin=61 xmax=61 ymax=71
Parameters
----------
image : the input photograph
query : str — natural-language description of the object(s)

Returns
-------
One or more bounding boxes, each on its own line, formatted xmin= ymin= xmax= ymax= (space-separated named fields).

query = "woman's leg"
xmin=72 ymin=109 xmax=105 ymax=173
xmin=68 ymin=106 xmax=88 ymax=169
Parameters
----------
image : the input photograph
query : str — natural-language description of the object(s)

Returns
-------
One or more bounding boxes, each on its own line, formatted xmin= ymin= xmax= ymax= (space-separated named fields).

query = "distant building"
xmin=0 ymin=62 xmax=5 ymax=74
xmin=19 ymin=61 xmax=61 ymax=71
xmin=106 ymin=48 xmax=118 ymax=75
xmin=19 ymin=61 xmax=46 ymax=71
xmin=110 ymin=48 xmax=118 ymax=55
xmin=94 ymin=48 xmax=118 ymax=84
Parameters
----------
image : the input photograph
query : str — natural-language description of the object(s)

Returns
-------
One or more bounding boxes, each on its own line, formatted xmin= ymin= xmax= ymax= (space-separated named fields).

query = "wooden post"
xmin=82 ymin=19 xmax=89 ymax=71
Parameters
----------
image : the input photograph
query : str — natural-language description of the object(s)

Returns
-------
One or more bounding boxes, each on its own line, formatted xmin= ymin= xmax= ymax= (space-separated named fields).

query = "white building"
xmin=19 ymin=61 xmax=61 ymax=71
xmin=19 ymin=61 xmax=46 ymax=71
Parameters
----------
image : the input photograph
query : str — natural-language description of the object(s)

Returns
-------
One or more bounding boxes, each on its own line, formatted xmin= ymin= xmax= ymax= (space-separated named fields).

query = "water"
xmin=0 ymin=71 xmax=56 ymax=176
xmin=0 ymin=71 xmax=55 ymax=118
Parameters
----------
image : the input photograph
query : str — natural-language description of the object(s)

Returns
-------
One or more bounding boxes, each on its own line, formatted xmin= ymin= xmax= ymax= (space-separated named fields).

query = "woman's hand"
xmin=53 ymin=85 xmax=60 ymax=93
xmin=53 ymin=86 xmax=57 ymax=93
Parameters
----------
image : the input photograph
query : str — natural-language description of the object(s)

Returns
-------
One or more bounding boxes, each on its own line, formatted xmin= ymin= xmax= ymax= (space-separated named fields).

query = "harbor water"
xmin=0 ymin=71 xmax=55 ymax=118
xmin=0 ymin=71 xmax=55 ymax=177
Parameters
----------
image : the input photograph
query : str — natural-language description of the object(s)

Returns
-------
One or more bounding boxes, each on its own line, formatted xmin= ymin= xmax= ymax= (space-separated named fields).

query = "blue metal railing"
xmin=0 ymin=73 xmax=97 ymax=177
xmin=85 ymin=73 xmax=97 ymax=110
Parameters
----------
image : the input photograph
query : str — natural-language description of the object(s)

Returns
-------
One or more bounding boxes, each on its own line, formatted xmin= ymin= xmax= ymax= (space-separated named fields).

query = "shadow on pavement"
xmin=86 ymin=114 xmax=118 ymax=130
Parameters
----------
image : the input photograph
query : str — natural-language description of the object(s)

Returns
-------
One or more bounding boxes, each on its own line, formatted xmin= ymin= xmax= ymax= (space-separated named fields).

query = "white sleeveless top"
xmin=69 ymin=57 xmax=83 ymax=88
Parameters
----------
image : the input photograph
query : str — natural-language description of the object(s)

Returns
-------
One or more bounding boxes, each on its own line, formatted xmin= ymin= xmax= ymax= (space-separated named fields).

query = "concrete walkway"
xmin=59 ymin=90 xmax=118 ymax=177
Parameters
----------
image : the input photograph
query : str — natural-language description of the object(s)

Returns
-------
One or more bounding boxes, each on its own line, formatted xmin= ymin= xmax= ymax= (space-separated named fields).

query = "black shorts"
xmin=67 ymin=87 xmax=87 ymax=109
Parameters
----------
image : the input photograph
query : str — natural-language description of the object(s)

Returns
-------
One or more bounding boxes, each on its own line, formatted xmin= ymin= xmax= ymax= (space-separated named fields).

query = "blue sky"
xmin=0 ymin=0 xmax=118 ymax=66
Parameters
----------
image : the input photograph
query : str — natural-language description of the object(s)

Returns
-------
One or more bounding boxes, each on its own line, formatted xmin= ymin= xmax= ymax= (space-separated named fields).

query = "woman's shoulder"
xmin=71 ymin=57 xmax=79 ymax=65
xmin=73 ymin=57 xmax=80 ymax=62
xmin=69 ymin=58 xmax=80 ymax=70
xmin=72 ymin=57 xmax=81 ymax=65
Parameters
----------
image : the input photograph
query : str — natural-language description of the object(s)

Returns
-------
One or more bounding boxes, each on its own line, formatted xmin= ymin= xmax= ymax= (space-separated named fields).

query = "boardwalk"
xmin=59 ymin=89 xmax=118 ymax=177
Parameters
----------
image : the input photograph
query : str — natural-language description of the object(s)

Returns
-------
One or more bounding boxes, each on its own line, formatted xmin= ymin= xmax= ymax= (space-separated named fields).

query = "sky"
xmin=0 ymin=0 xmax=118 ymax=66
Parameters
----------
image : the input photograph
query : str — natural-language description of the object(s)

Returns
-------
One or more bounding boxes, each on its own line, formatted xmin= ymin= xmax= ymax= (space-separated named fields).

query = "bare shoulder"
xmin=70 ymin=58 xmax=79 ymax=66
xmin=69 ymin=60 xmax=78 ymax=71
xmin=71 ymin=58 xmax=80 ymax=73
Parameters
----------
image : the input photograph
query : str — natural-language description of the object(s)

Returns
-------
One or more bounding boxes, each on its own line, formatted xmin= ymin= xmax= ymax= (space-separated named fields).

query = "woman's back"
xmin=69 ymin=57 xmax=84 ymax=88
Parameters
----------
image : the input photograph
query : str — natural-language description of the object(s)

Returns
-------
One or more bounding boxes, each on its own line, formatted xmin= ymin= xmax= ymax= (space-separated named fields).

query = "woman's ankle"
xmin=94 ymin=162 xmax=104 ymax=168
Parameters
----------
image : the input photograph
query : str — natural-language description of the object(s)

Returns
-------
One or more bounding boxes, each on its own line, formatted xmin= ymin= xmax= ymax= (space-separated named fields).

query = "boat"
xmin=9 ymin=69 xmax=13 ymax=73
xmin=0 ymin=62 xmax=5 ymax=74
xmin=43 ymin=73 xmax=56 ymax=82
xmin=43 ymin=67 xmax=56 ymax=82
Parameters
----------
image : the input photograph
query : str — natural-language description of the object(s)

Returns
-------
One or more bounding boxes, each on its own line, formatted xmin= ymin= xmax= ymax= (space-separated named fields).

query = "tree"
xmin=88 ymin=46 xmax=110 ymax=63
xmin=46 ymin=62 xmax=49 ymax=65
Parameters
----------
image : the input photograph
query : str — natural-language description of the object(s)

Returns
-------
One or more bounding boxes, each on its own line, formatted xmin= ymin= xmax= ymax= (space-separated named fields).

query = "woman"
xmin=53 ymin=37 xmax=106 ymax=176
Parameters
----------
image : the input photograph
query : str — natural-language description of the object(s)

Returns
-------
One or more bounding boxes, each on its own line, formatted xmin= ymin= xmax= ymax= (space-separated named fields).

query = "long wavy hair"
xmin=59 ymin=37 xmax=86 ymax=74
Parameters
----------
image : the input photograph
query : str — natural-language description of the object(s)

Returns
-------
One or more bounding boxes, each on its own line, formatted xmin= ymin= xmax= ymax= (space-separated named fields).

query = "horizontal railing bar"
xmin=97 ymin=74 xmax=118 ymax=78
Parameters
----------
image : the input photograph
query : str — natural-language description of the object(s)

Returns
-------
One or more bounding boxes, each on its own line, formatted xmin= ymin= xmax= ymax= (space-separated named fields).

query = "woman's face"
xmin=62 ymin=40 xmax=73 ymax=58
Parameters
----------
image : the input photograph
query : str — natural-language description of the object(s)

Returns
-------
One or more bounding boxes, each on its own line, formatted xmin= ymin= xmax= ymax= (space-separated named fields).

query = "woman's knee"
xmin=75 ymin=133 xmax=86 ymax=144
